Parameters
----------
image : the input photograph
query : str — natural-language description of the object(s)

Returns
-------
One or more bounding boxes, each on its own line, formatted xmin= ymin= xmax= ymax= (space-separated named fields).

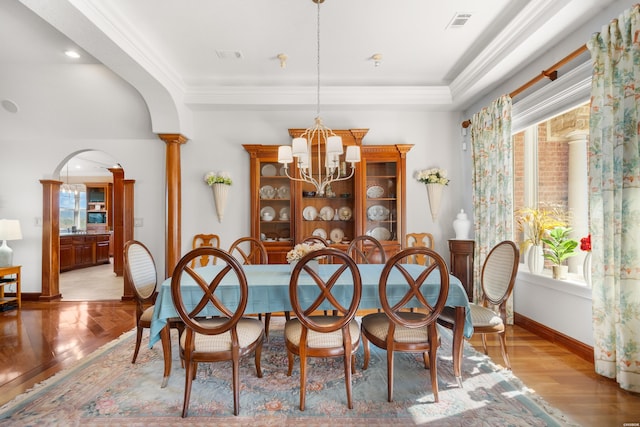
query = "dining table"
xmin=149 ymin=263 xmax=472 ymax=388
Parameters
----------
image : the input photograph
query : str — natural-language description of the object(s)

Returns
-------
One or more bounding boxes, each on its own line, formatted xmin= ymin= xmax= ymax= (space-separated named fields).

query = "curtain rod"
xmin=461 ymin=44 xmax=588 ymax=129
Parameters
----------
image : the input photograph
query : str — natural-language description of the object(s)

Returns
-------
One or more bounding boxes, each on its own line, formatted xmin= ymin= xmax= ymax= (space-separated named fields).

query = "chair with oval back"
xmin=437 ymin=240 xmax=519 ymax=370
xmin=124 ymin=239 xmax=183 ymax=364
xmin=284 ymin=248 xmax=362 ymax=410
xmin=190 ymin=233 xmax=221 ymax=268
xmin=171 ymin=246 xmax=264 ymax=417
xmin=361 ymin=247 xmax=450 ymax=403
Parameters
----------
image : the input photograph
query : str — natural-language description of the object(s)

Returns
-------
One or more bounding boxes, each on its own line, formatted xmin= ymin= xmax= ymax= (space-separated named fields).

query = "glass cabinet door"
xmin=364 ymin=161 xmax=398 ymax=243
xmin=258 ymin=160 xmax=292 ymax=244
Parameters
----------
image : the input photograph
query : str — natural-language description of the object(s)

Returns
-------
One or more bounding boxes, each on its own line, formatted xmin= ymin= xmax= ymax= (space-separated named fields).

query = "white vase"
xmin=211 ymin=183 xmax=229 ymax=223
xmin=453 ymin=209 xmax=471 ymax=239
xmin=583 ymin=252 xmax=592 ymax=286
xmin=426 ymin=183 xmax=443 ymax=222
xmin=527 ymin=244 xmax=544 ymax=274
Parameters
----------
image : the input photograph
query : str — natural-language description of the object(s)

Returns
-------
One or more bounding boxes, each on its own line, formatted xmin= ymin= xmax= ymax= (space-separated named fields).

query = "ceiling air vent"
xmin=446 ymin=12 xmax=472 ymax=29
xmin=215 ymin=50 xmax=243 ymax=60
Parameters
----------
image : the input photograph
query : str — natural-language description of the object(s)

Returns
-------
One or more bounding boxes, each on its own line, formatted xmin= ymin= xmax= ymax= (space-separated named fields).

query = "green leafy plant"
xmin=541 ymin=226 xmax=578 ymax=266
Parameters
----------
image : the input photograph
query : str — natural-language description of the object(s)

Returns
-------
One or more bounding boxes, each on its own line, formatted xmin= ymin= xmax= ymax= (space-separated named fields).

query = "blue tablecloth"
xmin=149 ymin=263 xmax=472 ymax=347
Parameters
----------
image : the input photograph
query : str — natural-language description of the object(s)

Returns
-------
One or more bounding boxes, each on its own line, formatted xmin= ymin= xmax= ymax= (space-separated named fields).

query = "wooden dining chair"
xmin=170 ymin=246 xmax=264 ymax=417
xmin=405 ymin=232 xmax=435 ymax=265
xmin=437 ymin=240 xmax=519 ymax=369
xmin=228 ymin=236 xmax=273 ymax=335
xmin=361 ymin=247 xmax=450 ymax=402
xmin=284 ymin=248 xmax=362 ymax=411
xmin=347 ymin=235 xmax=386 ymax=264
xmin=190 ymin=233 xmax=221 ymax=267
xmin=124 ymin=239 xmax=183 ymax=363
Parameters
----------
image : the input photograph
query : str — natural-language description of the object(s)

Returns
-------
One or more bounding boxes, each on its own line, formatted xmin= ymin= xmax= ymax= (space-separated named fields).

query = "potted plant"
xmin=541 ymin=226 xmax=578 ymax=279
xmin=516 ymin=206 xmax=568 ymax=273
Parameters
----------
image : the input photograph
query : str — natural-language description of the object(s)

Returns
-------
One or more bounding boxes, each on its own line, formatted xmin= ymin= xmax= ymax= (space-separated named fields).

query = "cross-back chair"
xmin=228 ymin=236 xmax=273 ymax=335
xmin=405 ymin=232 xmax=435 ymax=265
xmin=437 ymin=240 xmax=519 ymax=369
xmin=347 ymin=235 xmax=386 ymax=264
xmin=284 ymin=248 xmax=362 ymax=411
xmin=361 ymin=247 xmax=450 ymax=402
xmin=190 ymin=233 xmax=221 ymax=267
xmin=170 ymin=247 xmax=264 ymax=417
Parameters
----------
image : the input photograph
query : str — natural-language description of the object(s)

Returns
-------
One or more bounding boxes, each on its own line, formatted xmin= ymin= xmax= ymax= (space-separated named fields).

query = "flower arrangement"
xmin=204 ymin=171 xmax=232 ymax=186
xmin=286 ymin=243 xmax=324 ymax=263
xmin=580 ymin=234 xmax=591 ymax=252
xmin=516 ymin=206 xmax=569 ymax=247
xmin=415 ymin=168 xmax=449 ymax=185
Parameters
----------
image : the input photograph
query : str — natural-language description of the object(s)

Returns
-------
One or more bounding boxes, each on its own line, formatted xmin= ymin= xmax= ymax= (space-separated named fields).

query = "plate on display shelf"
xmin=277 ymin=184 xmax=290 ymax=199
xmin=366 ymin=226 xmax=391 ymax=241
xmin=319 ymin=206 xmax=334 ymax=221
xmin=279 ymin=206 xmax=290 ymax=220
xmin=260 ymin=185 xmax=276 ymax=199
xmin=279 ymin=165 xmax=287 ymax=176
xmin=366 ymin=185 xmax=384 ymax=199
xmin=338 ymin=206 xmax=352 ymax=221
xmin=367 ymin=205 xmax=390 ymax=221
xmin=330 ymin=228 xmax=345 ymax=243
xmin=303 ymin=206 xmax=318 ymax=221
xmin=261 ymin=164 xmax=277 ymax=177
xmin=312 ymin=227 xmax=328 ymax=240
xmin=260 ymin=206 xmax=276 ymax=221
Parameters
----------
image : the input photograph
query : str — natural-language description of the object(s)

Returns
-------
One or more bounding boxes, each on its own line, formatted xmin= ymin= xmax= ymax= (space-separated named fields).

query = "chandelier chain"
xmin=316 ymin=0 xmax=321 ymax=117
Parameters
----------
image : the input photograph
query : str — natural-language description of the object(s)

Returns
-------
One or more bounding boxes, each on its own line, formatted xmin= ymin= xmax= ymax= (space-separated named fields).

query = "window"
xmin=513 ymin=102 xmax=590 ymax=281
xmin=60 ymin=185 xmax=87 ymax=232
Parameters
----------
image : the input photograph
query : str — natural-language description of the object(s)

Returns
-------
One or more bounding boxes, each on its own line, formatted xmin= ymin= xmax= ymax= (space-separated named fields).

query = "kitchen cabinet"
xmin=60 ymin=233 xmax=112 ymax=272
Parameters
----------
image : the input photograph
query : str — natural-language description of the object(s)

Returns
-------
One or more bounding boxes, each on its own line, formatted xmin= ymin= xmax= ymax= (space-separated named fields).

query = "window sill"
xmin=517 ymin=267 xmax=592 ymax=300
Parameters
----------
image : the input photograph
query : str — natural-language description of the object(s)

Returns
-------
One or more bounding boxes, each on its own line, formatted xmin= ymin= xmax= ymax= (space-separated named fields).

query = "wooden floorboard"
xmin=0 ymin=301 xmax=639 ymax=425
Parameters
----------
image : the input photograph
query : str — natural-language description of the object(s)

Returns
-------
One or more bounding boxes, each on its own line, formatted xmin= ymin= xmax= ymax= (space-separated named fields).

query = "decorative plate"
xmin=279 ymin=166 xmax=287 ymax=176
xmin=366 ymin=185 xmax=384 ymax=199
xmin=330 ymin=228 xmax=345 ymax=243
xmin=261 ymin=164 xmax=277 ymax=177
xmin=367 ymin=205 xmax=390 ymax=221
xmin=319 ymin=206 xmax=334 ymax=221
xmin=279 ymin=207 xmax=290 ymax=220
xmin=260 ymin=206 xmax=275 ymax=221
xmin=277 ymin=185 xmax=290 ymax=199
xmin=303 ymin=206 xmax=318 ymax=221
xmin=338 ymin=206 xmax=352 ymax=221
xmin=367 ymin=226 xmax=391 ymax=241
xmin=312 ymin=227 xmax=327 ymax=239
xmin=260 ymin=185 xmax=276 ymax=199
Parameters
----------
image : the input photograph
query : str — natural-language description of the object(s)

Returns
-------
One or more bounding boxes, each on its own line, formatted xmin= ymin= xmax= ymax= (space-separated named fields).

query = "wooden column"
xmin=159 ymin=134 xmax=188 ymax=279
xmin=121 ymin=179 xmax=136 ymax=300
xmin=39 ymin=180 xmax=62 ymax=301
xmin=109 ymin=167 xmax=125 ymax=276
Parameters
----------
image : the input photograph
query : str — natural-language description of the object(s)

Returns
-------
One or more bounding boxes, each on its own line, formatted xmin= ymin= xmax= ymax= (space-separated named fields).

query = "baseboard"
xmin=514 ymin=312 xmax=594 ymax=364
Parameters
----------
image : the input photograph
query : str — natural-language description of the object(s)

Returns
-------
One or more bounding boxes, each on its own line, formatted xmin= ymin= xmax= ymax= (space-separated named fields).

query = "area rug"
xmin=0 ymin=318 xmax=576 ymax=426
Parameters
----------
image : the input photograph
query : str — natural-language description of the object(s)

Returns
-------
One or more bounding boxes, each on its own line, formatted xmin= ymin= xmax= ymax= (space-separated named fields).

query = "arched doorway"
xmin=41 ymin=149 xmax=135 ymax=301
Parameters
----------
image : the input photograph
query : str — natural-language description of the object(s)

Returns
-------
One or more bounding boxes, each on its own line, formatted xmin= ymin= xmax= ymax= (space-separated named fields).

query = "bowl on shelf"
xmin=302 ymin=191 xmax=317 ymax=197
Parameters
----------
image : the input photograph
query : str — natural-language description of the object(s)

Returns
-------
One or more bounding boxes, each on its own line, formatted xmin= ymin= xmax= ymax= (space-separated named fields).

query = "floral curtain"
xmin=587 ymin=4 xmax=640 ymax=392
xmin=470 ymin=95 xmax=514 ymax=320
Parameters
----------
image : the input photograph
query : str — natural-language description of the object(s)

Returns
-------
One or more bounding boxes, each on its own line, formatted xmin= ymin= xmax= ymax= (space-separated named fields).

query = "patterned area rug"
xmin=0 ymin=318 xmax=575 ymax=426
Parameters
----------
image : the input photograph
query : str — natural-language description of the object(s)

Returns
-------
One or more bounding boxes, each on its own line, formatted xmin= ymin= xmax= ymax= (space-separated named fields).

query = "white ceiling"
xmin=0 ymin=0 xmax=621 ymax=174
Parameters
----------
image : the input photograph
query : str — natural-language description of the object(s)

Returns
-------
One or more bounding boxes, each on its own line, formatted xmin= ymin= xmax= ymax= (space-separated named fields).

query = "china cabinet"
xmin=244 ymin=130 xmax=412 ymax=263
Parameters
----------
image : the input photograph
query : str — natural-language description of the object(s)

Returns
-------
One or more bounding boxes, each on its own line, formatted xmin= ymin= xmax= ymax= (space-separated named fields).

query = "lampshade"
xmin=292 ymin=138 xmax=308 ymax=157
xmin=278 ymin=146 xmax=293 ymax=164
xmin=345 ymin=145 xmax=361 ymax=163
xmin=0 ymin=219 xmax=22 ymax=241
xmin=326 ymin=136 xmax=343 ymax=155
xmin=0 ymin=219 xmax=22 ymax=267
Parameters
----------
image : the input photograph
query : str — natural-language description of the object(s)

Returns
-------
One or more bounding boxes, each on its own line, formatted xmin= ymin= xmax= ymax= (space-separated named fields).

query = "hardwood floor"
xmin=1 ymin=301 xmax=638 ymax=425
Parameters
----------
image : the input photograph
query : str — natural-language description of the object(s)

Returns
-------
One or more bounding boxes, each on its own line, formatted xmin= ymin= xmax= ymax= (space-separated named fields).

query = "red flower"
xmin=580 ymin=234 xmax=591 ymax=252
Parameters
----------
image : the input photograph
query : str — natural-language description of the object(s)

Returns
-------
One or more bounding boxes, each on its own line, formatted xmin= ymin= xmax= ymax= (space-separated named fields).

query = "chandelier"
xmin=277 ymin=0 xmax=360 ymax=197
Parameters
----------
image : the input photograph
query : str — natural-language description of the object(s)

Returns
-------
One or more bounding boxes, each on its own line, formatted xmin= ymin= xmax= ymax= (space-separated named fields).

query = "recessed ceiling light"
xmin=64 ymin=50 xmax=81 ymax=59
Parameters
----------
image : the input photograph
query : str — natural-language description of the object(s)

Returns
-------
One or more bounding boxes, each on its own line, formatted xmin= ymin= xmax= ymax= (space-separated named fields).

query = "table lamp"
xmin=0 ymin=219 xmax=22 ymax=267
